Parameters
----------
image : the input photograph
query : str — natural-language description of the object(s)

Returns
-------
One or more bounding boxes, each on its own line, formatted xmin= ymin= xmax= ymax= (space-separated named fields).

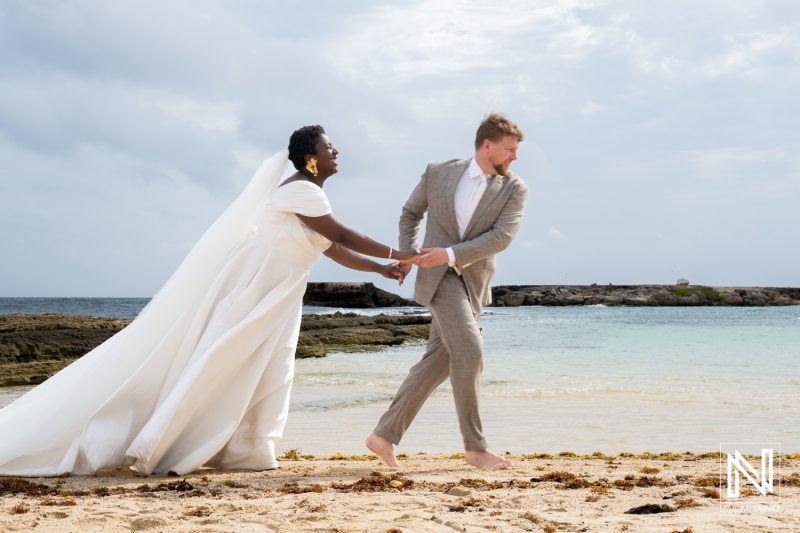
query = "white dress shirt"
xmin=445 ymin=157 xmax=490 ymax=268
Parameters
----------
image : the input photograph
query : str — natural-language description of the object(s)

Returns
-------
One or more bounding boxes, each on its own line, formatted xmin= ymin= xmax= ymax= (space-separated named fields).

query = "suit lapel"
xmin=440 ymin=159 xmax=469 ymax=241
xmin=462 ymin=174 xmax=506 ymax=239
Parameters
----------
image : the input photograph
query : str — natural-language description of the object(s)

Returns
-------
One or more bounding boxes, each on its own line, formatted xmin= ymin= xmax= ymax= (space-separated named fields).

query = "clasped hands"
xmin=378 ymin=248 xmax=449 ymax=285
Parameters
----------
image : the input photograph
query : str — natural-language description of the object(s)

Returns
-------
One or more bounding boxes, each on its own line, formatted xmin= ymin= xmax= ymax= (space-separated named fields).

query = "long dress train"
xmin=0 ymin=154 xmax=332 ymax=476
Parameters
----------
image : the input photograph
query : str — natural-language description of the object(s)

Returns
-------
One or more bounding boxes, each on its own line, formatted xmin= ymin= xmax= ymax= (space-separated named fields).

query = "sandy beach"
xmin=1 ymin=452 xmax=797 ymax=532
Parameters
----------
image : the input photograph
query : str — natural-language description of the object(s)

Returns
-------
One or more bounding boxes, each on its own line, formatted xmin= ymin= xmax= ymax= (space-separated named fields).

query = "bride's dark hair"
xmin=288 ymin=125 xmax=325 ymax=171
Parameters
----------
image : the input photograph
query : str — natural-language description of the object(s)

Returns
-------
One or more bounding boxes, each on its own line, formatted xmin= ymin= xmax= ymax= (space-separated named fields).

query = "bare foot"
xmin=465 ymin=449 xmax=510 ymax=470
xmin=365 ymin=433 xmax=400 ymax=468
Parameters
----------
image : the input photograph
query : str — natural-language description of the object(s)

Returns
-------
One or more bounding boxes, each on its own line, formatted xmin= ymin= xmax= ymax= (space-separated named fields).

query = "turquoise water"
xmin=2 ymin=300 xmax=798 ymax=454
xmin=285 ymin=305 xmax=799 ymax=454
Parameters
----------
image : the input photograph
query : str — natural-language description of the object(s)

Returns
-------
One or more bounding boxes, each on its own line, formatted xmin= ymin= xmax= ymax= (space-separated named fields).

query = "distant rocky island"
xmin=304 ymin=281 xmax=800 ymax=308
xmin=491 ymin=284 xmax=800 ymax=307
xmin=2 ymin=281 xmax=797 ymax=388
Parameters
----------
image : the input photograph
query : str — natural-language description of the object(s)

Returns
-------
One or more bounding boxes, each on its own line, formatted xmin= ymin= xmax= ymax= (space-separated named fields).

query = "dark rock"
xmin=775 ymin=287 xmax=800 ymax=300
xmin=493 ymin=287 xmax=510 ymax=297
xmin=741 ymin=291 xmax=768 ymax=306
xmin=624 ymin=503 xmax=676 ymax=515
xmin=602 ymin=296 xmax=624 ymax=306
xmin=540 ymin=298 xmax=564 ymax=306
xmin=652 ymin=292 xmax=677 ymax=306
xmin=499 ymin=291 xmax=526 ymax=307
xmin=1 ymin=312 xmax=432 ymax=386
xmin=524 ymin=293 xmax=542 ymax=305
xmin=0 ymin=328 xmax=124 ymax=364
xmin=624 ymin=297 xmax=656 ymax=307
xmin=296 ymin=313 xmax=431 ymax=358
xmin=303 ymin=282 xmax=416 ymax=308
xmin=674 ymin=293 xmax=702 ymax=306
xmin=720 ymin=292 xmax=743 ymax=305
xmin=564 ymin=295 xmax=586 ymax=306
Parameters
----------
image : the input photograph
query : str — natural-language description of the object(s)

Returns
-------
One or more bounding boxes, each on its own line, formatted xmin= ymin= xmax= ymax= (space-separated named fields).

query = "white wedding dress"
xmin=0 ymin=151 xmax=332 ymax=476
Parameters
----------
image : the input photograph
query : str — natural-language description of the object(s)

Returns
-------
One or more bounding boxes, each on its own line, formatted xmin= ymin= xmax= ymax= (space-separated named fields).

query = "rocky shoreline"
xmin=300 ymin=281 xmax=800 ymax=308
xmin=0 ymin=312 xmax=431 ymax=388
xmin=3 ymin=281 xmax=797 ymax=388
xmin=492 ymin=284 xmax=800 ymax=307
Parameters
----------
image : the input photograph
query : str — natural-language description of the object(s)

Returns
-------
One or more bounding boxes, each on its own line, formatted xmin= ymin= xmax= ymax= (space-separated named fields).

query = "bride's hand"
xmin=377 ymin=264 xmax=407 ymax=285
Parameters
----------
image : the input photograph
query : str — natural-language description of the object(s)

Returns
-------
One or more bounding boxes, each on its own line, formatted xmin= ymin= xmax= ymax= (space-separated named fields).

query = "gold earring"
xmin=305 ymin=158 xmax=318 ymax=177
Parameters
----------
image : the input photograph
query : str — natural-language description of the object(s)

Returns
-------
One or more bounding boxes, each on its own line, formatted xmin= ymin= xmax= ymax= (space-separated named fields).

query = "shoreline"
xmin=1 ymin=452 xmax=797 ymax=532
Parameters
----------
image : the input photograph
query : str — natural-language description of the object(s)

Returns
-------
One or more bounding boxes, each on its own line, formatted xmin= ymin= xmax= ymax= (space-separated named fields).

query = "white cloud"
xmin=609 ymin=147 xmax=799 ymax=200
xmin=548 ymin=226 xmax=564 ymax=240
xmin=1 ymin=0 xmax=799 ymax=294
xmin=326 ymin=0 xmax=598 ymax=85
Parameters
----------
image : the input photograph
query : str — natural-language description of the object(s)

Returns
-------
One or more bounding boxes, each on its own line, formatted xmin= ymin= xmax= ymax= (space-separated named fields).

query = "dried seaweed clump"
xmin=136 ymin=479 xmax=195 ymax=493
xmin=542 ymin=471 xmax=592 ymax=489
xmin=222 ymin=480 xmax=249 ymax=489
xmin=690 ymin=475 xmax=723 ymax=488
xmin=455 ymin=478 xmax=504 ymax=490
xmin=0 ymin=477 xmax=59 ymax=497
xmin=329 ymin=452 xmax=372 ymax=461
xmin=613 ymin=474 xmax=668 ymax=490
xmin=279 ymin=482 xmax=324 ymax=494
xmin=331 ymin=472 xmax=413 ymax=493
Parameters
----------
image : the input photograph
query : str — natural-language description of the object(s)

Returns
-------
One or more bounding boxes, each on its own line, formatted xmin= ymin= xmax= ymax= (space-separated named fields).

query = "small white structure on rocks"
xmin=676 ymin=278 xmax=690 ymax=286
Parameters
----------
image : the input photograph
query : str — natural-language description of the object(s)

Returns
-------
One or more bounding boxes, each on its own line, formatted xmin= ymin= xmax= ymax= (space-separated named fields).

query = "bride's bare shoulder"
xmin=278 ymin=172 xmax=311 ymax=188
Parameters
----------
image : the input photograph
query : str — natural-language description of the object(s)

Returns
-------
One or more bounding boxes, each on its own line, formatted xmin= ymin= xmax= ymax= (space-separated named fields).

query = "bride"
xmin=0 ymin=125 xmax=417 ymax=476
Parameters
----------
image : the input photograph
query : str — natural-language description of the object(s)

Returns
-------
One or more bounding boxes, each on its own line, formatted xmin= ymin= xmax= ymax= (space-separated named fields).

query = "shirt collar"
xmin=467 ymin=157 xmax=487 ymax=180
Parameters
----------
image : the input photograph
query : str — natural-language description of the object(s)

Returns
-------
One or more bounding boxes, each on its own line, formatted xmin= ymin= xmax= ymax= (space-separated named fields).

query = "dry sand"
xmin=1 ymin=452 xmax=797 ymax=532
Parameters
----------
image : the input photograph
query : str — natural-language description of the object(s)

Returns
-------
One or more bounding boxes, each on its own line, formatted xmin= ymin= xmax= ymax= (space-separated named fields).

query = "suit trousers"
xmin=373 ymin=270 xmax=487 ymax=451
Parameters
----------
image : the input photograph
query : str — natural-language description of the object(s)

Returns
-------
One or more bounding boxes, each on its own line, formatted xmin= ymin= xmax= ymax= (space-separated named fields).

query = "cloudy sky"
xmin=1 ymin=0 xmax=797 ymax=298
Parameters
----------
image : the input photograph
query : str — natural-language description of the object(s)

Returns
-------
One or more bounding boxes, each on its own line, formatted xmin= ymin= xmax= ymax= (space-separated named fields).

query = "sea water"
xmin=288 ymin=305 xmax=800 ymax=454
xmin=1 ymin=299 xmax=798 ymax=454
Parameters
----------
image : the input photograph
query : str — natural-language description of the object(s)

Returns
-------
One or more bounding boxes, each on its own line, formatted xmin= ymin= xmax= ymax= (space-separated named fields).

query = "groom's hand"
xmin=415 ymin=247 xmax=449 ymax=268
xmin=393 ymin=261 xmax=413 ymax=276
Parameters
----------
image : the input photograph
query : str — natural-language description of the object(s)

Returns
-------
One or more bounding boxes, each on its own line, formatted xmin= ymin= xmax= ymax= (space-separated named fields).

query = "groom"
xmin=366 ymin=113 xmax=528 ymax=469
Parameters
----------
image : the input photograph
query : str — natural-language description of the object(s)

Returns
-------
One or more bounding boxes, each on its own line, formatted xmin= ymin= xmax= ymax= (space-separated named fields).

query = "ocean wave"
xmin=292 ymin=394 xmax=396 ymax=412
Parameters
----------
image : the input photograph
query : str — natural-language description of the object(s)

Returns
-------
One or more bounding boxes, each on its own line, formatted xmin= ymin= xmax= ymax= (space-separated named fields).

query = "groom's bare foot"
xmin=465 ymin=449 xmax=510 ymax=470
xmin=365 ymin=433 xmax=400 ymax=468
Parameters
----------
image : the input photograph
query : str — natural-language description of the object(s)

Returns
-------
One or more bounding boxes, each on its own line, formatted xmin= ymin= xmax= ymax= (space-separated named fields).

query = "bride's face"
xmin=311 ymin=134 xmax=339 ymax=177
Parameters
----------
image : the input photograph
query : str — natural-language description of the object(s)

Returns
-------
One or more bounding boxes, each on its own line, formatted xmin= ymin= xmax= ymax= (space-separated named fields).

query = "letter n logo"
xmin=727 ymin=449 xmax=773 ymax=497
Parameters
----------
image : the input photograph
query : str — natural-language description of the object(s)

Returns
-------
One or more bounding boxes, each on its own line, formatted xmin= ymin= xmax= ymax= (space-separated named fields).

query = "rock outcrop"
xmin=303 ymin=282 xmax=417 ymax=308
xmin=491 ymin=285 xmax=800 ymax=307
xmin=0 ymin=312 xmax=431 ymax=387
xmin=296 ymin=312 xmax=430 ymax=358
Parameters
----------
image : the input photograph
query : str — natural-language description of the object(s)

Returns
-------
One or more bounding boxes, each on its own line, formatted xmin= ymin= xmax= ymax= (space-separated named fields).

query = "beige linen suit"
xmin=374 ymin=158 xmax=527 ymax=451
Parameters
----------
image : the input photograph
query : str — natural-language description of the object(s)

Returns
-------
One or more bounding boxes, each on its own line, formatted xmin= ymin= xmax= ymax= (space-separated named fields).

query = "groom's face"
xmin=486 ymin=135 xmax=520 ymax=176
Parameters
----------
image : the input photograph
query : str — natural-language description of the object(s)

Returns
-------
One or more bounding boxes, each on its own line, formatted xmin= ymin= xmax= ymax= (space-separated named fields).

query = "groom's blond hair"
xmin=474 ymin=113 xmax=524 ymax=150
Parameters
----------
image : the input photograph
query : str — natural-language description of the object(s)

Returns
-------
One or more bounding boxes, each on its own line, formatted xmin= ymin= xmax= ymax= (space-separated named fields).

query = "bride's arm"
xmin=323 ymin=244 xmax=406 ymax=284
xmin=296 ymin=213 xmax=419 ymax=262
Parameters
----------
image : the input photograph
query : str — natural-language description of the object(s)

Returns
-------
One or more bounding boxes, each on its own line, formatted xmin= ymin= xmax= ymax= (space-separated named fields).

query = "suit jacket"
xmin=399 ymin=158 xmax=528 ymax=310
